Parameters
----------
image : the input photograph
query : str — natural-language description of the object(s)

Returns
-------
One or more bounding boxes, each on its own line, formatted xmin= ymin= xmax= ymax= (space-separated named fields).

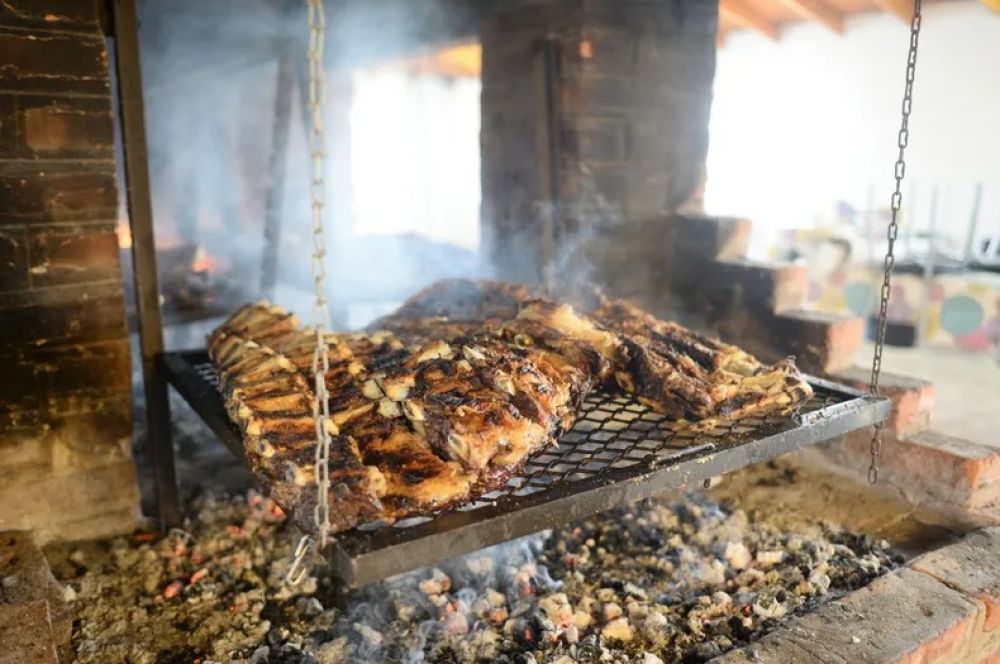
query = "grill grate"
xmin=161 ymin=350 xmax=889 ymax=586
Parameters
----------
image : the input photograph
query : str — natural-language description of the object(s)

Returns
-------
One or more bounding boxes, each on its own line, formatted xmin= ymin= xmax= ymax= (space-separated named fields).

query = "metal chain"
xmin=288 ymin=0 xmax=331 ymax=584
xmin=868 ymin=0 xmax=922 ymax=484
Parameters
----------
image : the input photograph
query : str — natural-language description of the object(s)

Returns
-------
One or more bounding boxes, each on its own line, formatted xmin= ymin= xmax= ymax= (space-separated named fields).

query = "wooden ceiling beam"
xmin=720 ymin=0 xmax=780 ymax=40
xmin=778 ymin=0 xmax=845 ymax=33
xmin=873 ymin=0 xmax=916 ymax=23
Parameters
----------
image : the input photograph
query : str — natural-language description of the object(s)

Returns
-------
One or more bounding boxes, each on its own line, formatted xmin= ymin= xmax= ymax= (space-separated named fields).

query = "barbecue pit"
xmin=6 ymin=1 xmax=999 ymax=663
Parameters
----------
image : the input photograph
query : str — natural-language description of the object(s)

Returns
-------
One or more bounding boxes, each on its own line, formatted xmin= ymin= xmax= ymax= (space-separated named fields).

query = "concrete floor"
xmin=858 ymin=343 xmax=1000 ymax=449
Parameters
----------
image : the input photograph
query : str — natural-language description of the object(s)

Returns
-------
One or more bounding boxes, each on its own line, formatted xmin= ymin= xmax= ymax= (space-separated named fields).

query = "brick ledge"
xmin=710 ymin=527 xmax=1000 ymax=664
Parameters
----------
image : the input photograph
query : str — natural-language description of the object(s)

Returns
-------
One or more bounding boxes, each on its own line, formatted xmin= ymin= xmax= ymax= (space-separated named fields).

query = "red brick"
xmin=0 ymin=0 xmax=101 ymax=34
xmin=704 ymin=259 xmax=809 ymax=314
xmin=0 ymin=459 xmax=139 ymax=546
xmin=667 ymin=214 xmax=751 ymax=261
xmin=0 ymin=393 xmax=131 ymax=439
xmin=830 ymin=365 xmax=934 ymax=435
xmin=27 ymin=225 xmax=120 ymax=287
xmin=0 ymin=96 xmax=16 ymax=150
xmin=900 ymin=433 xmax=1000 ymax=507
xmin=0 ymin=226 xmax=28 ymax=292
xmin=561 ymin=25 xmax=634 ymax=77
xmin=0 ymin=339 xmax=131 ymax=412
xmin=0 ymin=27 xmax=109 ymax=95
xmin=560 ymin=117 xmax=628 ymax=164
xmin=0 ymin=93 xmax=114 ymax=159
xmin=780 ymin=310 xmax=864 ymax=374
xmin=560 ymin=72 xmax=633 ymax=112
xmin=911 ymin=528 xmax=1000 ymax=659
xmin=713 ymin=568 xmax=981 ymax=664
xmin=832 ymin=430 xmax=1000 ymax=511
xmin=23 ymin=98 xmax=114 ymax=158
xmin=718 ymin=308 xmax=864 ymax=375
xmin=0 ymin=282 xmax=127 ymax=348
xmin=0 ymin=170 xmax=117 ymax=224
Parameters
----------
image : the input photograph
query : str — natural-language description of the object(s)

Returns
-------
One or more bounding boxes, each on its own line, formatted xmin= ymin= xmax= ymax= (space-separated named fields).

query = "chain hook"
xmin=286 ymin=534 xmax=315 ymax=586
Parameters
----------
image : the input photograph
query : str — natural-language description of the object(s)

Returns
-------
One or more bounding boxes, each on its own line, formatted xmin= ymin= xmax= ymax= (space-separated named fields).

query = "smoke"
xmin=135 ymin=0 xmax=488 ymax=328
xmin=326 ymin=530 xmax=559 ymax=662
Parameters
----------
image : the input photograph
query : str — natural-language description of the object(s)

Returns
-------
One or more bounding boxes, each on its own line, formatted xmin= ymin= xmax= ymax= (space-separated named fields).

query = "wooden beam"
xmin=778 ymin=0 xmax=844 ymax=33
xmin=873 ymin=0 xmax=915 ymax=23
xmin=720 ymin=0 xmax=780 ymax=40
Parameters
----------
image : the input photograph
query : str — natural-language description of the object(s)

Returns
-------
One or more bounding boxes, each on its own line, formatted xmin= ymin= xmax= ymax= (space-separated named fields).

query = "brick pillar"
xmin=0 ymin=1 xmax=140 ymax=542
xmin=480 ymin=0 xmax=717 ymax=283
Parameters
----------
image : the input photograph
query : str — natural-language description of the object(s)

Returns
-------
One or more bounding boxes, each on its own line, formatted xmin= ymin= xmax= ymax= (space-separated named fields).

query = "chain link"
xmin=287 ymin=0 xmax=331 ymax=583
xmin=307 ymin=0 xmax=332 ymax=547
xmin=869 ymin=0 xmax=922 ymax=484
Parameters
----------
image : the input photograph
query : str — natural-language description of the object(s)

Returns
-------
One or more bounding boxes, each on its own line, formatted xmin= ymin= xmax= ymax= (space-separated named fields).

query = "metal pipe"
xmin=918 ymin=185 xmax=938 ymax=345
xmin=534 ymin=35 xmax=561 ymax=291
xmin=260 ymin=46 xmax=296 ymax=297
xmin=110 ymin=0 xmax=182 ymax=530
xmin=963 ymin=182 xmax=983 ymax=267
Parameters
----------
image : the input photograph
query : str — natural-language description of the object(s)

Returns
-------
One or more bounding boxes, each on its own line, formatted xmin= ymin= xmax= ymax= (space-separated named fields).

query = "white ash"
xmin=54 ymin=492 xmax=900 ymax=663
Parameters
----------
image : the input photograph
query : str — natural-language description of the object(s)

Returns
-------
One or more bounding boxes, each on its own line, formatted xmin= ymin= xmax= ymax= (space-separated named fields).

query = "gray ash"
xmin=55 ymin=492 xmax=900 ymax=663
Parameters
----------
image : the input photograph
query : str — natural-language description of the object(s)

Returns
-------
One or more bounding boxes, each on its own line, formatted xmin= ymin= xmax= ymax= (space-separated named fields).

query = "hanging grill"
xmin=112 ymin=0 xmax=920 ymax=589
xmin=160 ymin=349 xmax=889 ymax=585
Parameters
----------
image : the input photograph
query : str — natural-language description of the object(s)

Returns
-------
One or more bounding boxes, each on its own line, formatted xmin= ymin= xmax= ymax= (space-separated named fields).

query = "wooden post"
xmin=111 ymin=0 xmax=182 ymax=529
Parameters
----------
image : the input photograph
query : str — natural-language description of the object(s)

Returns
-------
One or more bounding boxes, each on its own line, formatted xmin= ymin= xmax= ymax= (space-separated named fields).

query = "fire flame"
xmin=116 ymin=220 xmax=133 ymax=249
xmin=191 ymin=246 xmax=217 ymax=274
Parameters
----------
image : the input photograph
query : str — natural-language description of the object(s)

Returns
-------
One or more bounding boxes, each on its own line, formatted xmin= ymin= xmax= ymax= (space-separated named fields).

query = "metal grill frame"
xmin=160 ymin=349 xmax=890 ymax=586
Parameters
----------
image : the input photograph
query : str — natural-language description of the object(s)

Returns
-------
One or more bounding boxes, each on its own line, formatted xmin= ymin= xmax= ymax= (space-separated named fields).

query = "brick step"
xmin=672 ymin=259 xmax=810 ymax=316
xmin=828 ymin=366 xmax=934 ymax=436
xmin=717 ymin=309 xmax=864 ymax=375
xmin=807 ymin=366 xmax=1000 ymax=519
xmin=837 ymin=430 xmax=1000 ymax=511
xmin=711 ymin=527 xmax=1000 ymax=664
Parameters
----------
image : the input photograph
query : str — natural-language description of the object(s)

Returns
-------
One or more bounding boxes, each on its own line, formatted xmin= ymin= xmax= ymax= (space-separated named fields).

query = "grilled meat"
xmin=209 ymin=281 xmax=813 ymax=538
xmin=591 ymin=298 xmax=813 ymax=421
xmin=372 ymin=278 xmax=543 ymax=345
xmin=208 ymin=306 xmax=384 ymax=534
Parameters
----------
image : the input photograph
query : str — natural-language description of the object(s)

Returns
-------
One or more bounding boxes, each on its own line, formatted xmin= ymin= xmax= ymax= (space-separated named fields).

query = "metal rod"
xmin=903 ymin=180 xmax=917 ymax=258
xmin=963 ymin=182 xmax=983 ymax=267
xmin=110 ymin=0 xmax=182 ymax=530
xmin=260 ymin=46 xmax=296 ymax=298
xmin=534 ymin=35 xmax=561 ymax=291
xmin=918 ymin=185 xmax=938 ymax=344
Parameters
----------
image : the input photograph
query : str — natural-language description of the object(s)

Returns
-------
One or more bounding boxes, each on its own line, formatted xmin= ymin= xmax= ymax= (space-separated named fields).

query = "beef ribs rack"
xmin=152 ymin=279 xmax=889 ymax=584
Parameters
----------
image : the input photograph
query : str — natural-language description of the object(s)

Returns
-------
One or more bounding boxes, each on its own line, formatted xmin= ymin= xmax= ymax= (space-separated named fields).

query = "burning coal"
xmin=57 ymin=487 xmax=899 ymax=663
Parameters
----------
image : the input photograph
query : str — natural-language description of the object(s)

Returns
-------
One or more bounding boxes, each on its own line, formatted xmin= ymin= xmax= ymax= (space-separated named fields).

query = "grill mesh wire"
xmin=194 ymin=361 xmax=845 ymax=533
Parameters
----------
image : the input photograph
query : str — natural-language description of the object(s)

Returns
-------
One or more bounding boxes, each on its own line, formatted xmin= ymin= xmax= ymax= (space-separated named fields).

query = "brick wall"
xmin=0 ymin=0 xmax=139 ymax=543
xmin=480 ymin=0 xmax=717 ymax=283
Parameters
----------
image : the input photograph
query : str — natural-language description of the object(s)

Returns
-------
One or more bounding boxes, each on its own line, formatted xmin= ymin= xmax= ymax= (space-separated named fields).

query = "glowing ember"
xmin=191 ymin=247 xmax=217 ymax=274
xmin=116 ymin=221 xmax=132 ymax=249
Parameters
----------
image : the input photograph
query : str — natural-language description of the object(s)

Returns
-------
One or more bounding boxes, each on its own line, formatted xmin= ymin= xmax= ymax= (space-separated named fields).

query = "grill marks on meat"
xmin=210 ymin=282 xmax=814 ymax=538
xmin=209 ymin=301 xmax=583 ymax=535
xmin=591 ymin=298 xmax=813 ymax=422
xmin=208 ymin=304 xmax=383 ymax=534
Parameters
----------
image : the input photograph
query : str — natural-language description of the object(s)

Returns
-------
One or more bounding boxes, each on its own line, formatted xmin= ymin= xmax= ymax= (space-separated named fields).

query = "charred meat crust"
xmin=209 ymin=281 xmax=813 ymax=538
